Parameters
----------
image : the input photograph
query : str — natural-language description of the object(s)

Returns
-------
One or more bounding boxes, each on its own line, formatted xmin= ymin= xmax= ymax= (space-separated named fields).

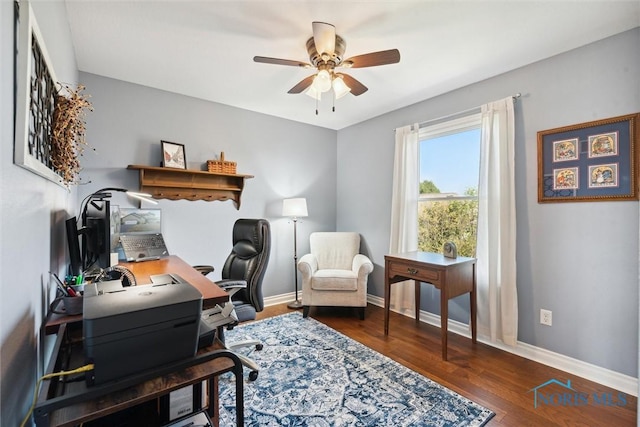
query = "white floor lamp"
xmin=283 ymin=198 xmax=308 ymax=309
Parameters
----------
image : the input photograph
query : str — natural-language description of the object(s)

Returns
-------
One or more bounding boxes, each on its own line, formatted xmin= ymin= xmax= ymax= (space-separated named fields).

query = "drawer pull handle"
xmin=407 ymin=268 xmax=418 ymax=275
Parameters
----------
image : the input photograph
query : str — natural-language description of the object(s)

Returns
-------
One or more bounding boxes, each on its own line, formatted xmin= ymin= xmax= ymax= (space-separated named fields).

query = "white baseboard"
xmin=264 ymin=292 xmax=299 ymax=307
xmin=365 ymin=294 xmax=638 ymax=397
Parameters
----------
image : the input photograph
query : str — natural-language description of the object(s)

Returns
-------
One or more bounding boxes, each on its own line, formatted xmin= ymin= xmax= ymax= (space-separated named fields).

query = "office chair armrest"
xmin=193 ymin=265 xmax=215 ymax=276
xmin=216 ymin=279 xmax=248 ymax=291
xmin=216 ymin=279 xmax=247 ymax=301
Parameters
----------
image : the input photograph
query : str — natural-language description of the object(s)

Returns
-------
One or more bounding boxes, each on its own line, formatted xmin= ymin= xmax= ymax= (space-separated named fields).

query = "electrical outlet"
xmin=540 ymin=309 xmax=552 ymax=326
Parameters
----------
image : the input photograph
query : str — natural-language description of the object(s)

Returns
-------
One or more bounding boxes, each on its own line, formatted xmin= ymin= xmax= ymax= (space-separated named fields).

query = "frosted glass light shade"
xmin=312 ymin=70 xmax=332 ymax=93
xmin=282 ymin=198 xmax=308 ymax=218
xmin=305 ymin=85 xmax=322 ymax=100
xmin=332 ymin=75 xmax=351 ymax=99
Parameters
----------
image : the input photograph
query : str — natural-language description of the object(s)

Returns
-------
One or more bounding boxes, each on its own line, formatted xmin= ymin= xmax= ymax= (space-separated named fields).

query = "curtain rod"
xmin=395 ymin=93 xmax=521 ymax=131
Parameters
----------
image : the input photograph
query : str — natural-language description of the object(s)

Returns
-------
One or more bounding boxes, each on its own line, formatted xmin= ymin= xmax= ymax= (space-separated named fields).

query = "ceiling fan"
xmin=254 ymin=22 xmax=400 ymax=106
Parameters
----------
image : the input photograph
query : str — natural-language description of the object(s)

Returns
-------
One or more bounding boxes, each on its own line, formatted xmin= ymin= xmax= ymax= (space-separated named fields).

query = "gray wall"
xmin=77 ymin=73 xmax=337 ymax=298
xmin=337 ymin=28 xmax=640 ymax=378
xmin=0 ymin=1 xmax=79 ymax=425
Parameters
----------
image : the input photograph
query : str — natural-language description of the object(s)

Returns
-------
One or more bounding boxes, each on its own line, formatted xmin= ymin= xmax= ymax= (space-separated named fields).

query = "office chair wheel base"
xmin=248 ymin=370 xmax=259 ymax=381
xmin=255 ymin=344 xmax=264 ymax=351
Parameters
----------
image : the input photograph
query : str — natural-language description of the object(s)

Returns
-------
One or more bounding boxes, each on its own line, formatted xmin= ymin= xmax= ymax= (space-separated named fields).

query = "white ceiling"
xmin=63 ymin=1 xmax=640 ymax=130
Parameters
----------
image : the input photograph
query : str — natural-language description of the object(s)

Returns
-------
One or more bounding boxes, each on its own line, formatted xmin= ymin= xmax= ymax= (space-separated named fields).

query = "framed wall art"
xmin=161 ymin=140 xmax=187 ymax=169
xmin=14 ymin=0 xmax=64 ymax=185
xmin=537 ymin=113 xmax=640 ymax=203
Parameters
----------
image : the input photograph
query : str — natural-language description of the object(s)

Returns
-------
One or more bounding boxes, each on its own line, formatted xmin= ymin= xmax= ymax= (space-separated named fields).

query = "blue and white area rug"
xmin=219 ymin=312 xmax=494 ymax=426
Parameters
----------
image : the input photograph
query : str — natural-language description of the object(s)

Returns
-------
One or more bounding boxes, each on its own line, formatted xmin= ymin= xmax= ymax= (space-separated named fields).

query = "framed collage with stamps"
xmin=537 ymin=113 xmax=640 ymax=203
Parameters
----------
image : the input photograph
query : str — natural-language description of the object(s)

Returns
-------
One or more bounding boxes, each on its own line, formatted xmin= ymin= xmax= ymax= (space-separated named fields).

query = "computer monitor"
xmin=119 ymin=208 xmax=162 ymax=234
xmin=82 ymin=199 xmax=111 ymax=270
xmin=65 ymin=216 xmax=83 ymax=276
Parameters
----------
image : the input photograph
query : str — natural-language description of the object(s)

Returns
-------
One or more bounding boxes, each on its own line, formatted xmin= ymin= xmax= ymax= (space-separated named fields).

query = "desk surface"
xmin=45 ymin=255 xmax=227 ymax=335
xmin=385 ymin=250 xmax=476 ymax=267
xmin=120 ymin=255 xmax=227 ymax=307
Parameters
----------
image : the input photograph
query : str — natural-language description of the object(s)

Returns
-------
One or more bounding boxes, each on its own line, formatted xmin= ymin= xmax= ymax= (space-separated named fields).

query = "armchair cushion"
xmin=311 ymin=269 xmax=358 ymax=291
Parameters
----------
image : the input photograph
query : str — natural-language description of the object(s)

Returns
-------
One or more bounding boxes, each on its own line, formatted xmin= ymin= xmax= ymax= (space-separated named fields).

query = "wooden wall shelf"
xmin=127 ymin=165 xmax=253 ymax=209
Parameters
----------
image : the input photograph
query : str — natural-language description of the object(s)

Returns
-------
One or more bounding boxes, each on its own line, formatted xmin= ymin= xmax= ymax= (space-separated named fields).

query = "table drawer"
xmin=388 ymin=260 xmax=440 ymax=283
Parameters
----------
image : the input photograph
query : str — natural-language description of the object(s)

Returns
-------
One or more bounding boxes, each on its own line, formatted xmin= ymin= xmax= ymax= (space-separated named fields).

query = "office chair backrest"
xmin=222 ymin=218 xmax=270 ymax=312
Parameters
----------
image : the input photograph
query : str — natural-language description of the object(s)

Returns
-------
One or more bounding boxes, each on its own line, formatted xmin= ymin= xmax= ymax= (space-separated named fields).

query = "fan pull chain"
xmin=315 ymin=97 xmax=319 ymax=115
xmin=332 ymin=94 xmax=335 ymax=112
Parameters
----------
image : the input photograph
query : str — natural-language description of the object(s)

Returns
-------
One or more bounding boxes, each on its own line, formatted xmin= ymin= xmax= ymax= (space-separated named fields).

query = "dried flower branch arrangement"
xmin=51 ymin=84 xmax=93 ymax=185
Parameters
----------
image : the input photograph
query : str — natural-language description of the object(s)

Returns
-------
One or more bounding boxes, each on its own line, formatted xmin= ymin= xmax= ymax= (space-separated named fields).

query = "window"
xmin=418 ymin=113 xmax=481 ymax=257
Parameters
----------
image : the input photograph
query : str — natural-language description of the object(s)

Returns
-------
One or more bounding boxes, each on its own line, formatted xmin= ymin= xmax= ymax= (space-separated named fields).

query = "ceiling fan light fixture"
xmin=255 ymin=22 xmax=399 ymax=103
xmin=332 ymin=75 xmax=351 ymax=99
xmin=312 ymin=69 xmax=332 ymax=93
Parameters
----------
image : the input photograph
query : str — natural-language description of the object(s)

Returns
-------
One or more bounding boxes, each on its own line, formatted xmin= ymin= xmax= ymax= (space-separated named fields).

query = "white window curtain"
xmin=476 ymin=97 xmax=518 ymax=346
xmin=389 ymin=123 xmax=419 ymax=313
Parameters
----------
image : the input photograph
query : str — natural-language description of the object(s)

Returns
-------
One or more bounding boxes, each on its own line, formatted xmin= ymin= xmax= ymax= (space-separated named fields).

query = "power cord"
xmin=19 ymin=363 xmax=94 ymax=427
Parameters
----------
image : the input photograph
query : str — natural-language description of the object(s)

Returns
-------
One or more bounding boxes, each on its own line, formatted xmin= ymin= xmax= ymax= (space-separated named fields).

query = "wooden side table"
xmin=384 ymin=251 xmax=477 ymax=360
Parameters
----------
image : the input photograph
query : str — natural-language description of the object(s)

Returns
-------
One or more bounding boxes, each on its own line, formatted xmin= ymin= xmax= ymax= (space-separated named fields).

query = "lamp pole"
xmin=288 ymin=216 xmax=302 ymax=309
xmin=282 ymin=198 xmax=307 ymax=310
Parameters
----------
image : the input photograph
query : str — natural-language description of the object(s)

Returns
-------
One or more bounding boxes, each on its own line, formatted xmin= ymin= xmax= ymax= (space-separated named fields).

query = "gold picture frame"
xmin=537 ymin=113 xmax=640 ymax=203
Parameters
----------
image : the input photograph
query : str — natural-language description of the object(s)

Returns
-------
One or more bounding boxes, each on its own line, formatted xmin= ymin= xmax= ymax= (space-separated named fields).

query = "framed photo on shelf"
xmin=537 ymin=113 xmax=640 ymax=203
xmin=161 ymin=140 xmax=187 ymax=169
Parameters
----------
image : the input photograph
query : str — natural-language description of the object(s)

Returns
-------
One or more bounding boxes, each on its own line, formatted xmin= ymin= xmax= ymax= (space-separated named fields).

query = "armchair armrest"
xmin=353 ymin=254 xmax=374 ymax=277
xmin=297 ymin=253 xmax=318 ymax=278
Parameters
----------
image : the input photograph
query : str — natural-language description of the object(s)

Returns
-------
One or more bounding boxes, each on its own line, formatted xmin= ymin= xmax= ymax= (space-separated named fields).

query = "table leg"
xmin=384 ymin=270 xmax=390 ymax=335
xmin=414 ymin=280 xmax=421 ymax=323
xmin=470 ymin=262 xmax=477 ymax=343
xmin=440 ymin=284 xmax=448 ymax=361
xmin=209 ymin=376 xmax=219 ymax=427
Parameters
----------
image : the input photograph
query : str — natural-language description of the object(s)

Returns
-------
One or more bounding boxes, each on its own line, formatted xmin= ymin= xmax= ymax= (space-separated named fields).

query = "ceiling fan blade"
xmin=254 ymin=56 xmax=311 ymax=68
xmin=287 ymin=75 xmax=316 ymax=94
xmin=312 ymin=21 xmax=336 ymax=56
xmin=337 ymin=73 xmax=368 ymax=96
xmin=342 ymin=49 xmax=400 ymax=68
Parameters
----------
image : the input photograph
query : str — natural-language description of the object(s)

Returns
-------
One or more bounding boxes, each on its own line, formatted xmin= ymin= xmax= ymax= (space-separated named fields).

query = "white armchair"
xmin=297 ymin=232 xmax=373 ymax=319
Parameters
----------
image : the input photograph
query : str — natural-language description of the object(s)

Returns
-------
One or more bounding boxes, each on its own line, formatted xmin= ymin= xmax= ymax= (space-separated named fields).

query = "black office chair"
xmin=196 ymin=218 xmax=271 ymax=380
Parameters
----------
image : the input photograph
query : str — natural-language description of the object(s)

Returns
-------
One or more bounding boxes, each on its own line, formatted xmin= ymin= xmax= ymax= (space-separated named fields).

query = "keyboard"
xmin=120 ymin=233 xmax=169 ymax=261
xmin=121 ymin=234 xmax=165 ymax=251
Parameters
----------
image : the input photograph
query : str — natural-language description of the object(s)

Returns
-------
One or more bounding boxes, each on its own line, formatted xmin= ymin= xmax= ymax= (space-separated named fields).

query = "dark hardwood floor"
xmin=255 ymin=303 xmax=637 ymax=426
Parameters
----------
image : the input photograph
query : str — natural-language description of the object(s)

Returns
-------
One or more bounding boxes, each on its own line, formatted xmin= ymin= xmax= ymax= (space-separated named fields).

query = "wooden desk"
xmin=45 ymin=255 xmax=227 ymax=335
xmin=120 ymin=255 xmax=227 ymax=308
xmin=34 ymin=324 xmax=243 ymax=426
xmin=38 ymin=256 xmax=240 ymax=426
xmin=384 ymin=251 xmax=477 ymax=361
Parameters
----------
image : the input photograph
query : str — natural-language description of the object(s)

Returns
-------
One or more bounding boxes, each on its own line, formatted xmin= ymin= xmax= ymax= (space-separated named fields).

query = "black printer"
xmin=83 ymin=280 xmax=202 ymax=385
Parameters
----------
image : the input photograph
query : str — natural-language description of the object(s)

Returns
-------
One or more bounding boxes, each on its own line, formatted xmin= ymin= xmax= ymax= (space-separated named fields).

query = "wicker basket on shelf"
xmin=207 ymin=152 xmax=236 ymax=174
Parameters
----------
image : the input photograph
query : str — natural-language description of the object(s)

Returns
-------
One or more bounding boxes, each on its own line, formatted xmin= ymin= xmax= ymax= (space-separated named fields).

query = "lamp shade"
xmin=282 ymin=198 xmax=308 ymax=218
xmin=305 ymin=85 xmax=322 ymax=100
xmin=332 ymin=75 xmax=351 ymax=99
xmin=312 ymin=70 xmax=332 ymax=93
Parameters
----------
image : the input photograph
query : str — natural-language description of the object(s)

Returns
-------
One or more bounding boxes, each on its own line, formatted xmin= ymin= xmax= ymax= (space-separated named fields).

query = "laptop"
xmin=118 ymin=208 xmax=170 ymax=262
